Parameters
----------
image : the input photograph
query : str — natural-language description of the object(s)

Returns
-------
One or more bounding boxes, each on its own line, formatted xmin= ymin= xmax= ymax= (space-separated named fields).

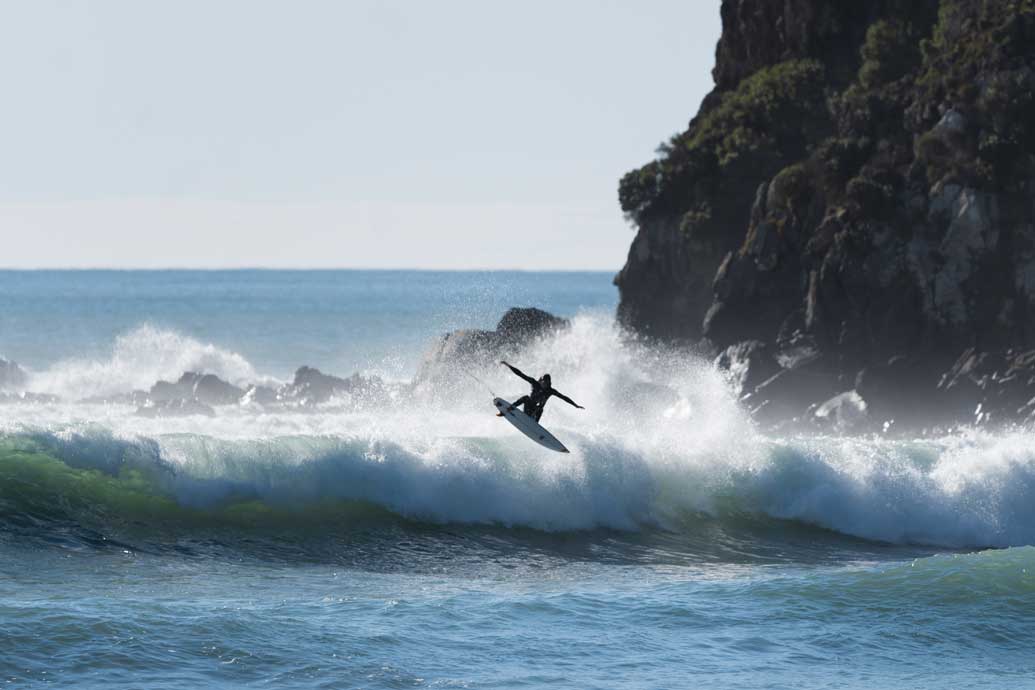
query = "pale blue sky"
xmin=0 ymin=1 xmax=720 ymax=269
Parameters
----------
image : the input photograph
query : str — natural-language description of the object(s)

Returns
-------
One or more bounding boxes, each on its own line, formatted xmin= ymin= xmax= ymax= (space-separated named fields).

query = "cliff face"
xmin=616 ymin=0 xmax=1035 ymax=429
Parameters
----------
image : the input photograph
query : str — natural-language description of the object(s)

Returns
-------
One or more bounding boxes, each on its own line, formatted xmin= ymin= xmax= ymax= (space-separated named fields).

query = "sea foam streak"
xmin=3 ymin=314 xmax=1035 ymax=549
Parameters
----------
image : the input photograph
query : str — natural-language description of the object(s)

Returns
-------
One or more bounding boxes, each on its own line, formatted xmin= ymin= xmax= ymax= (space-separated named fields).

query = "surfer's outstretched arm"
xmin=501 ymin=361 xmax=536 ymax=385
xmin=552 ymin=390 xmax=585 ymax=410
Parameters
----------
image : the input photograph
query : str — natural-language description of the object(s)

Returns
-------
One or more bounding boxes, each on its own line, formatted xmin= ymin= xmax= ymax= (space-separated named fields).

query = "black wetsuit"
xmin=504 ymin=363 xmax=581 ymax=421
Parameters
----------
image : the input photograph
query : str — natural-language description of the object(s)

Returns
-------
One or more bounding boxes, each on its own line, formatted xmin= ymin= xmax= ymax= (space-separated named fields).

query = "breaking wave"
xmin=23 ymin=325 xmax=263 ymax=400
xmin=3 ymin=426 xmax=1035 ymax=549
xmin=2 ymin=315 xmax=1035 ymax=550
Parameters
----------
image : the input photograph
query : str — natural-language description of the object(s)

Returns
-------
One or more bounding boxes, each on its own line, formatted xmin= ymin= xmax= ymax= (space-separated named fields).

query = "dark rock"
xmin=413 ymin=330 xmax=499 ymax=396
xmin=150 ymin=372 xmax=244 ymax=406
xmin=240 ymin=384 xmax=279 ymax=406
xmin=282 ymin=366 xmax=351 ymax=405
xmin=415 ymin=307 xmax=569 ymax=390
xmin=495 ymin=308 xmax=568 ymax=347
xmin=616 ymin=0 xmax=1035 ymax=431
xmin=710 ymin=1 xmax=923 ymax=90
xmin=935 ymin=348 xmax=1035 ymax=425
xmin=0 ymin=358 xmax=27 ymax=391
xmin=279 ymin=366 xmax=386 ymax=407
xmin=809 ymin=390 xmax=871 ymax=433
xmin=182 ymin=372 xmax=245 ymax=406
xmin=715 ymin=340 xmax=782 ymax=396
xmin=149 ymin=379 xmax=189 ymax=403
xmin=774 ymin=338 xmax=823 ymax=371
xmin=854 ymin=355 xmax=943 ymax=427
xmin=742 ymin=356 xmax=841 ymax=426
xmin=135 ymin=398 xmax=216 ymax=418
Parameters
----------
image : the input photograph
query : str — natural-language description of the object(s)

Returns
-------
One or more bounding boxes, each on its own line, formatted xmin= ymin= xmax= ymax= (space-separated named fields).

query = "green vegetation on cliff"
xmin=619 ymin=59 xmax=826 ymax=227
xmin=616 ymin=0 xmax=1035 ymax=416
xmin=620 ymin=0 xmax=1035 ymax=240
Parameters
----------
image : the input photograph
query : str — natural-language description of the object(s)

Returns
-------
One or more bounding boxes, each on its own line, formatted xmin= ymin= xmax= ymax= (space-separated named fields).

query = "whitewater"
xmin=2 ymin=270 xmax=1034 ymax=689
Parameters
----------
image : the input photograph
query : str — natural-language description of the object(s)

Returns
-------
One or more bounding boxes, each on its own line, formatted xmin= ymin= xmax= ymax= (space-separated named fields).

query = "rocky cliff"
xmin=616 ymin=0 xmax=1035 ymax=430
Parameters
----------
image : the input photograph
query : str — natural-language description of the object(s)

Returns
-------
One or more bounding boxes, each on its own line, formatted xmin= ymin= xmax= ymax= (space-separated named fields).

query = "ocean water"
xmin=1 ymin=270 xmax=1034 ymax=689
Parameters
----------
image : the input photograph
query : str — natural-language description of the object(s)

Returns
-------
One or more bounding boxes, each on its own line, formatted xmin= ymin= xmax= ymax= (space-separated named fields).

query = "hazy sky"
xmin=0 ymin=1 xmax=720 ymax=270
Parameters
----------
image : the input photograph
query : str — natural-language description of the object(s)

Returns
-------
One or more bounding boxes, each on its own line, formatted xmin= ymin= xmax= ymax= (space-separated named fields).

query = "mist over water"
xmin=2 ymin=271 xmax=1034 ymax=689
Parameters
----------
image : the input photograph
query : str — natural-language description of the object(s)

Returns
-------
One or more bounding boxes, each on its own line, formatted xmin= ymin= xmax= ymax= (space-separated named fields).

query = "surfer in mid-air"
xmin=497 ymin=360 xmax=584 ymax=421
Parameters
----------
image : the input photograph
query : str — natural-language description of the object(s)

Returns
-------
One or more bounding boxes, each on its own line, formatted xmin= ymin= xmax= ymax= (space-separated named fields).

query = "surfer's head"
xmin=540 ymin=373 xmax=551 ymax=388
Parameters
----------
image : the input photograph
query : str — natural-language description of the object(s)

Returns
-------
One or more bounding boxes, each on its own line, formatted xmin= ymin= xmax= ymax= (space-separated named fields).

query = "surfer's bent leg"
xmin=525 ymin=399 xmax=545 ymax=421
xmin=511 ymin=395 xmax=530 ymax=413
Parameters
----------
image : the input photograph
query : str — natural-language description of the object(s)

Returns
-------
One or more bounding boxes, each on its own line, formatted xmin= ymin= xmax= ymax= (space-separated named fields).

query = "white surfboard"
xmin=494 ymin=397 xmax=570 ymax=453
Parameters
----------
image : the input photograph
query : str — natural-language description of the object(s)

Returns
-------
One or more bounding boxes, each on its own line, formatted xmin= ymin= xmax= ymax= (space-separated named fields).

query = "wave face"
xmin=3 ymin=315 xmax=1035 ymax=552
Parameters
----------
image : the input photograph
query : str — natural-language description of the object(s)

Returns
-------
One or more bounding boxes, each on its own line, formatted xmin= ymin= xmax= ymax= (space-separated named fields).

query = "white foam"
xmin=26 ymin=325 xmax=262 ymax=400
xmin=738 ymin=433 xmax=1035 ymax=548
xmin=6 ymin=314 xmax=1035 ymax=548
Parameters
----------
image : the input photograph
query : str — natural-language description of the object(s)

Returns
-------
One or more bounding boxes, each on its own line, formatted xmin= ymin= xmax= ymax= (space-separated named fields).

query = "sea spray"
xmin=3 ymin=315 xmax=1035 ymax=548
xmin=25 ymin=325 xmax=264 ymax=400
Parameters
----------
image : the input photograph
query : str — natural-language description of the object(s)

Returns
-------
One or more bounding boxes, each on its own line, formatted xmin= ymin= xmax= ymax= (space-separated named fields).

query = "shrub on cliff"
xmin=618 ymin=161 xmax=663 ymax=223
xmin=915 ymin=129 xmax=954 ymax=182
xmin=619 ymin=59 xmax=827 ymax=226
xmin=688 ymin=59 xmax=826 ymax=169
xmin=918 ymin=0 xmax=1034 ymax=108
xmin=813 ymin=137 xmax=873 ymax=197
xmin=767 ymin=163 xmax=813 ymax=218
xmin=859 ymin=20 xmax=918 ymax=88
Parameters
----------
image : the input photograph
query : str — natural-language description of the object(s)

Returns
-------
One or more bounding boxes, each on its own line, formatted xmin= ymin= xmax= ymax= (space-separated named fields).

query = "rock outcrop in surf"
xmin=415 ymin=307 xmax=569 ymax=395
xmin=134 ymin=367 xmax=392 ymax=416
xmin=0 ymin=307 xmax=569 ymax=416
xmin=616 ymin=0 xmax=1035 ymax=432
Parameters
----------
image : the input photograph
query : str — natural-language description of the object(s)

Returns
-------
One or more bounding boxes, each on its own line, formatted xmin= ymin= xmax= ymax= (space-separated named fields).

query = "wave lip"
xmin=4 ymin=423 xmax=1035 ymax=552
xmin=733 ymin=432 xmax=1035 ymax=549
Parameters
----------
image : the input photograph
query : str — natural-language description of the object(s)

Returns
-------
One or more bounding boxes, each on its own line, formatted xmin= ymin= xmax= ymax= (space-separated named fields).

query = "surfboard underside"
xmin=493 ymin=397 xmax=570 ymax=453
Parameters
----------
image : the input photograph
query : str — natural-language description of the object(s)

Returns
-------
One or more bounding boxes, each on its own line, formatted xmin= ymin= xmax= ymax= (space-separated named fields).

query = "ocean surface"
xmin=1 ymin=270 xmax=1034 ymax=689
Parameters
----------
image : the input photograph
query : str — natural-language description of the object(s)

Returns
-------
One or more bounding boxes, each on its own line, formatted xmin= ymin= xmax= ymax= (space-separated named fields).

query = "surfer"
xmin=497 ymin=360 xmax=584 ymax=421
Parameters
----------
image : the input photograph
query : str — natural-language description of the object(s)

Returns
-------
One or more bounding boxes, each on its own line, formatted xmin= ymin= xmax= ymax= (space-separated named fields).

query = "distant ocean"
xmin=1 ymin=270 xmax=1033 ymax=690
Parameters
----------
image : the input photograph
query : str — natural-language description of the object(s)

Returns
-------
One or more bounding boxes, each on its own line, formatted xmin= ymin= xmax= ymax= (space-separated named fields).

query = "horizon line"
xmin=0 ymin=266 xmax=619 ymax=273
